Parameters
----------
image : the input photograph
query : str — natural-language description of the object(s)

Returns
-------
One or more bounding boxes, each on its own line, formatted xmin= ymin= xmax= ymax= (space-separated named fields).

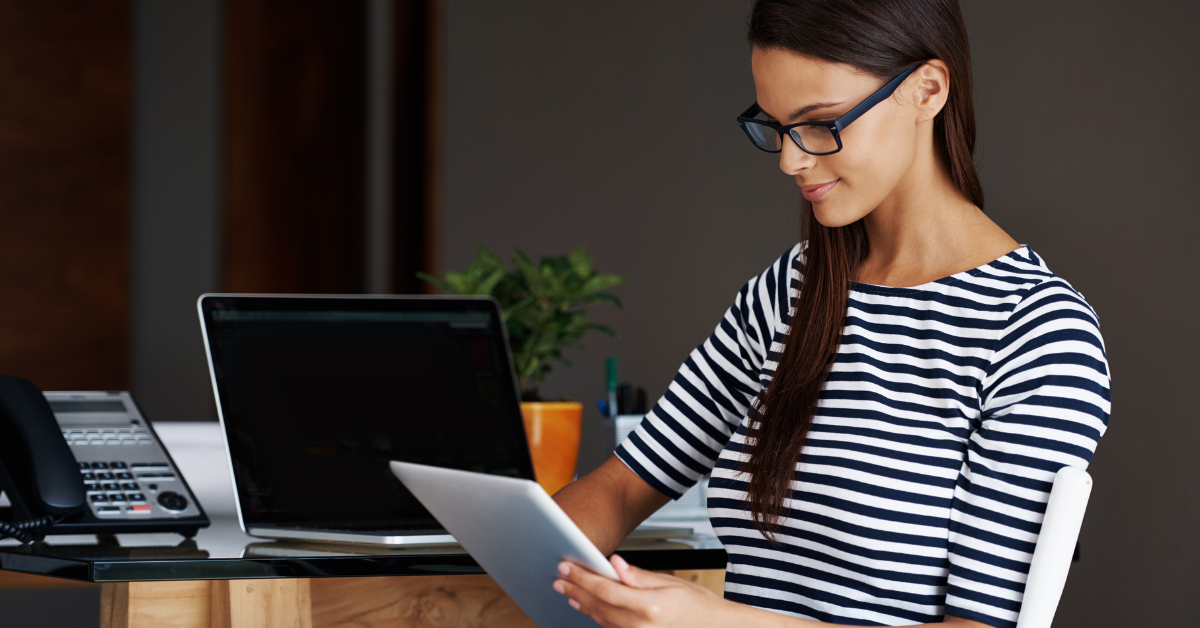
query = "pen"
xmin=606 ymin=357 xmax=618 ymax=418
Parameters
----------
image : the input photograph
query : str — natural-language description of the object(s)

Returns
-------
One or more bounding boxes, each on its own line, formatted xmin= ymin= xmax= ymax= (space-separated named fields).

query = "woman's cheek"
xmin=812 ymin=179 xmax=879 ymax=227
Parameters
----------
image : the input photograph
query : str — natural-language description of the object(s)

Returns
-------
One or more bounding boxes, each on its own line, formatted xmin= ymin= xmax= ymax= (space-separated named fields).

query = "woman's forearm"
xmin=553 ymin=455 xmax=670 ymax=555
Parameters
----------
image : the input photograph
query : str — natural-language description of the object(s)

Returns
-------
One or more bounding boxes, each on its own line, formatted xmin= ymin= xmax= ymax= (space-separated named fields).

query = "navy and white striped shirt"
xmin=616 ymin=243 xmax=1110 ymax=627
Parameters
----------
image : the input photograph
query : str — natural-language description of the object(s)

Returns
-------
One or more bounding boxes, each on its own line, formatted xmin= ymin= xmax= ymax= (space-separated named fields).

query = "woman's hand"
xmin=553 ymin=554 xmax=734 ymax=628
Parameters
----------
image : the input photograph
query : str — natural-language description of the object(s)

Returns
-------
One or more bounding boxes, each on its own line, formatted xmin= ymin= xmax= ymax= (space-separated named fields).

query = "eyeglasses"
xmin=736 ymin=65 xmax=921 ymax=155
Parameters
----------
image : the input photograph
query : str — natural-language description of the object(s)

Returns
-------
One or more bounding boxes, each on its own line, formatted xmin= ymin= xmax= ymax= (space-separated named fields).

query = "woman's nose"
xmin=778 ymin=137 xmax=815 ymax=175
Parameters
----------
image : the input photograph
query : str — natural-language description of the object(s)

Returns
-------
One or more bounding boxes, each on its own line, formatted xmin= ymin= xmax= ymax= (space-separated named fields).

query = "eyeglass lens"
xmin=790 ymin=125 xmax=838 ymax=154
xmin=742 ymin=120 xmax=838 ymax=155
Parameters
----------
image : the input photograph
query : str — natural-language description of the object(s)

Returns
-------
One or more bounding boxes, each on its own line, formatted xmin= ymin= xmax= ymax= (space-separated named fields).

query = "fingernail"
xmin=558 ymin=562 xmax=570 ymax=576
xmin=553 ymin=580 xmax=564 ymax=594
xmin=612 ymin=554 xmax=628 ymax=569
xmin=569 ymin=599 xmax=581 ymax=611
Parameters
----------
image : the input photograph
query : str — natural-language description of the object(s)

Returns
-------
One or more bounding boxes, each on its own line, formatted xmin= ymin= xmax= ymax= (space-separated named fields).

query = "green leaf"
xmin=427 ymin=243 xmax=627 ymax=393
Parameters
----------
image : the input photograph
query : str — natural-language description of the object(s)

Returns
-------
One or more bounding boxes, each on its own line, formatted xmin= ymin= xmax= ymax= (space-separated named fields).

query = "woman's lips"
xmin=800 ymin=179 xmax=839 ymax=201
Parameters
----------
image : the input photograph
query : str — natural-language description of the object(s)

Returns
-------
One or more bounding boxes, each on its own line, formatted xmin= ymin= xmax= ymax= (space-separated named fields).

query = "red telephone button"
xmin=130 ymin=505 xmax=152 ymax=512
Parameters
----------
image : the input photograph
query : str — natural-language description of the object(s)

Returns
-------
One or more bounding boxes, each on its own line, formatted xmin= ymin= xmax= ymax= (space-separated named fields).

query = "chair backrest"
xmin=1015 ymin=466 xmax=1093 ymax=628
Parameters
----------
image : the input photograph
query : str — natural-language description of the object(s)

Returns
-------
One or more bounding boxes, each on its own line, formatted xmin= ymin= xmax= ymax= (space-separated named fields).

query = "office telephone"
xmin=0 ymin=376 xmax=209 ymax=542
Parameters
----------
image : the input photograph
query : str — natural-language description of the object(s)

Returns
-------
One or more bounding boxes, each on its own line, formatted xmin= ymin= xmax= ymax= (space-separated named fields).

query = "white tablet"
xmin=390 ymin=461 xmax=618 ymax=627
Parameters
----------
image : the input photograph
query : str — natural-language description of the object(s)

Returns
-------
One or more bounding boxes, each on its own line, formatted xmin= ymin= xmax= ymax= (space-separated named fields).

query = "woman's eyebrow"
xmin=787 ymin=101 xmax=844 ymax=121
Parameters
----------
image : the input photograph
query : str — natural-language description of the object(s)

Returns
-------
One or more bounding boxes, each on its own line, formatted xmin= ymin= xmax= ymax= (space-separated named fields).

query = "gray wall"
xmin=130 ymin=0 xmax=222 ymax=424
xmin=442 ymin=0 xmax=800 ymax=475
xmin=442 ymin=0 xmax=1200 ymax=625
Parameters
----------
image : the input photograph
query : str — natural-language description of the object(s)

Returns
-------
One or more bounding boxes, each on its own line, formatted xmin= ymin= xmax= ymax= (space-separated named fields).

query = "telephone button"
xmin=103 ymin=483 xmax=120 ymax=491
xmin=116 ymin=472 xmax=133 ymax=481
xmin=82 ymin=473 xmax=96 ymax=481
xmin=110 ymin=462 xmax=128 ymax=469
xmin=96 ymin=472 xmax=114 ymax=481
xmin=129 ymin=505 xmax=151 ymax=514
xmin=84 ymin=484 xmax=101 ymax=492
xmin=78 ymin=462 xmax=91 ymax=471
xmin=90 ymin=494 xmax=109 ymax=503
xmin=156 ymin=491 xmax=188 ymax=512
xmin=109 ymin=493 xmax=127 ymax=502
xmin=90 ymin=462 xmax=109 ymax=470
xmin=97 ymin=506 xmax=121 ymax=515
xmin=129 ymin=493 xmax=147 ymax=502
xmin=137 ymin=474 xmax=176 ymax=481
xmin=121 ymin=482 xmax=139 ymax=491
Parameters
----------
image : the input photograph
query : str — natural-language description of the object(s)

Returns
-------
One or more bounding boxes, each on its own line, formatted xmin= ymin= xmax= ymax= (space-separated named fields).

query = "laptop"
xmin=197 ymin=294 xmax=535 ymax=546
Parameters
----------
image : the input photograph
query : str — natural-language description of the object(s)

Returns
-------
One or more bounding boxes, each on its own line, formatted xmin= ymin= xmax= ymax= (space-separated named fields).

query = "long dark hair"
xmin=743 ymin=0 xmax=984 ymax=540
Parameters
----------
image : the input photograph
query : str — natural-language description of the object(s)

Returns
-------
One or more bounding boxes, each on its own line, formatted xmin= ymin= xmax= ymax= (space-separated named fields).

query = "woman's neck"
xmin=855 ymin=148 xmax=1017 ymax=288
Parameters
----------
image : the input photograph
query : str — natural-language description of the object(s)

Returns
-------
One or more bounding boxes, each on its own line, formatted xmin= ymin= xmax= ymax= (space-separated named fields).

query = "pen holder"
xmin=519 ymin=402 xmax=582 ymax=495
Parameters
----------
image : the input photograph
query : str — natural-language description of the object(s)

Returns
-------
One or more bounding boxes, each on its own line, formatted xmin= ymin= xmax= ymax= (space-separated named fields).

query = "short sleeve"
xmin=615 ymin=245 xmax=798 ymax=498
xmin=945 ymin=279 xmax=1111 ymax=627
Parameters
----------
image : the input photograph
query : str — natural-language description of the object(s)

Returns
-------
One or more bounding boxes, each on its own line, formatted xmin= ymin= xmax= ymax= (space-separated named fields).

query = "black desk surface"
xmin=0 ymin=517 xmax=726 ymax=583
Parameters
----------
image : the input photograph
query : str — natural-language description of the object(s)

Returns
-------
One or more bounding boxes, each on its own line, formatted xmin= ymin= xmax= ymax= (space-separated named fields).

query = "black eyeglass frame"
xmin=736 ymin=64 xmax=922 ymax=155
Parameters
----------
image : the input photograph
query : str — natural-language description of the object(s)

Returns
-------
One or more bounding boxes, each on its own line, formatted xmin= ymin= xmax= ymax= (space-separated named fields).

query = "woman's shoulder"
xmin=975 ymin=246 xmax=1102 ymax=329
xmin=728 ymin=242 xmax=805 ymax=326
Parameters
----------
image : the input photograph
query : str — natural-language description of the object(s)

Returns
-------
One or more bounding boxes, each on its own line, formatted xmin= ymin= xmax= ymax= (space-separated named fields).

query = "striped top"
xmin=616 ymin=243 xmax=1110 ymax=628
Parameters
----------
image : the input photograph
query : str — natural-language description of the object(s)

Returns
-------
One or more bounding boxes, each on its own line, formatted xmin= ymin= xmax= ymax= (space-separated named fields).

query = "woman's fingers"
xmin=610 ymin=554 xmax=678 ymax=589
xmin=558 ymin=561 xmax=641 ymax=607
xmin=554 ymin=572 xmax=642 ymax=627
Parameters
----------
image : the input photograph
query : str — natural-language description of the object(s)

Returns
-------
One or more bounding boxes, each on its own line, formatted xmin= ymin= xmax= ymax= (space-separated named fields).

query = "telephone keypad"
xmin=47 ymin=391 xmax=205 ymax=526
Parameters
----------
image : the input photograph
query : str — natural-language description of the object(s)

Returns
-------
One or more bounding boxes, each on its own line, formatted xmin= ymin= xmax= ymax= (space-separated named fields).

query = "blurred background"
xmin=0 ymin=0 xmax=1197 ymax=625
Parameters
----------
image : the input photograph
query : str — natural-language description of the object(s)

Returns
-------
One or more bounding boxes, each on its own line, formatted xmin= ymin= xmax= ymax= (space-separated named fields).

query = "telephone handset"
xmin=0 ymin=376 xmax=209 ymax=542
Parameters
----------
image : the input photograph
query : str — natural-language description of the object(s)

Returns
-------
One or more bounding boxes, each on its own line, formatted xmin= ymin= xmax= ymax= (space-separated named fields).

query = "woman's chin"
xmin=812 ymin=203 xmax=869 ymax=229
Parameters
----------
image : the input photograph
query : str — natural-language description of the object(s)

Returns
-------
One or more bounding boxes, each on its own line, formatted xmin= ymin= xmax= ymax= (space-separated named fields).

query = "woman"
xmin=552 ymin=1 xmax=1110 ymax=626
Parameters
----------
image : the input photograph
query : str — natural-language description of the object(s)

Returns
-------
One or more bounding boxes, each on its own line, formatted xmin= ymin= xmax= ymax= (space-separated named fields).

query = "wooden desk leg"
xmin=100 ymin=579 xmax=312 ymax=628
xmin=101 ymin=581 xmax=212 ymax=628
xmin=310 ymin=575 xmax=535 ymax=628
xmin=211 ymin=579 xmax=312 ymax=628
xmin=98 ymin=571 xmax=720 ymax=628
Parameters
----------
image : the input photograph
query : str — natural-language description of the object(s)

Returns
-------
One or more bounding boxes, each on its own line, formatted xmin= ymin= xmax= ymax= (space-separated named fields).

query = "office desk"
xmin=0 ymin=517 xmax=726 ymax=627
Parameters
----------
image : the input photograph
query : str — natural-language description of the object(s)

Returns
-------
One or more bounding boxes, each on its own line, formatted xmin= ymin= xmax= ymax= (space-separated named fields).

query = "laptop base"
xmin=248 ymin=526 xmax=457 ymax=548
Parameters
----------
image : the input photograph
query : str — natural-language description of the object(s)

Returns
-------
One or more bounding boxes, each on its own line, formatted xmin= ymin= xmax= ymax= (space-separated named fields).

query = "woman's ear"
xmin=908 ymin=60 xmax=951 ymax=123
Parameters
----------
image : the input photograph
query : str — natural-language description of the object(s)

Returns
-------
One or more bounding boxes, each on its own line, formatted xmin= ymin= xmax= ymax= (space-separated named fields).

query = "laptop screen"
xmin=198 ymin=295 xmax=535 ymax=529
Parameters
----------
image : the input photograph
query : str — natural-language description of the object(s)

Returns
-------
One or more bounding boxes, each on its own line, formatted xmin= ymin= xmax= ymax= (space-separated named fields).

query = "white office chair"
xmin=1014 ymin=467 xmax=1094 ymax=628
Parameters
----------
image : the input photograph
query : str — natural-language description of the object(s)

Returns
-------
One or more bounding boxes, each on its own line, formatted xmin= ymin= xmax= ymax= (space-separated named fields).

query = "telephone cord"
xmin=0 ymin=514 xmax=60 ymax=543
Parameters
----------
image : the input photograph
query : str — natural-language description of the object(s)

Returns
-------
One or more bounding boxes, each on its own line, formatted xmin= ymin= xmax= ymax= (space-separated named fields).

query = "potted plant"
xmin=420 ymin=246 xmax=626 ymax=494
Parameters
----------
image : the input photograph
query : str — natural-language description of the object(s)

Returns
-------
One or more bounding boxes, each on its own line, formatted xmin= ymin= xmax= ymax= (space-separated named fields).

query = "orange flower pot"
xmin=520 ymin=401 xmax=582 ymax=495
